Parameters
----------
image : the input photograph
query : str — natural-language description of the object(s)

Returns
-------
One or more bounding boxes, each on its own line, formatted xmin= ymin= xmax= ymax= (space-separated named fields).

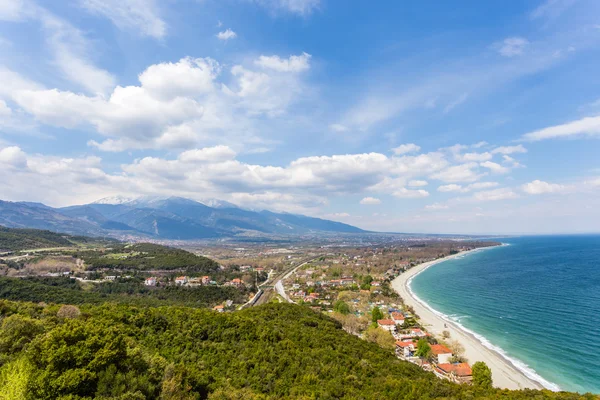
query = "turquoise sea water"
xmin=410 ymin=235 xmax=600 ymax=394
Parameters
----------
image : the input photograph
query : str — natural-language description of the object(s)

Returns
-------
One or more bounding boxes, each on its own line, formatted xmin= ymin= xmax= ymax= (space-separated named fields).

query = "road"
xmin=240 ymin=255 xmax=322 ymax=309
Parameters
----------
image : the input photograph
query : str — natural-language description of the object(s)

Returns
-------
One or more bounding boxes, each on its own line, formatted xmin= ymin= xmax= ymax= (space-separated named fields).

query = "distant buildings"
xmin=145 ymin=277 xmax=157 ymax=286
xmin=377 ymin=319 xmax=397 ymax=332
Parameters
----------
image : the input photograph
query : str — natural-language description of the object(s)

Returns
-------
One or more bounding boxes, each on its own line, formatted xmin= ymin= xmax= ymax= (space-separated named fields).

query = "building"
xmin=377 ymin=319 xmax=397 ymax=332
xmin=213 ymin=305 xmax=224 ymax=313
xmin=202 ymin=276 xmax=210 ymax=285
xmin=391 ymin=312 xmax=405 ymax=326
xmin=231 ymin=278 xmax=243 ymax=286
xmin=434 ymin=363 xmax=473 ymax=384
xmin=175 ymin=276 xmax=188 ymax=285
xmin=144 ymin=277 xmax=157 ymax=287
xmin=395 ymin=341 xmax=416 ymax=357
xmin=430 ymin=344 xmax=453 ymax=364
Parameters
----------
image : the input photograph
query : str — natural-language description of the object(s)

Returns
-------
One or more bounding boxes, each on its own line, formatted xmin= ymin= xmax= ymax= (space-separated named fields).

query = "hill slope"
xmin=0 ymin=226 xmax=74 ymax=252
xmin=0 ymin=301 xmax=595 ymax=399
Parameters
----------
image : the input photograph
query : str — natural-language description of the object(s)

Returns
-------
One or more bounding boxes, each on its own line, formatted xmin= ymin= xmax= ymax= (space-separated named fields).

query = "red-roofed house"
xmin=213 ymin=305 xmax=224 ymax=313
xmin=175 ymin=276 xmax=188 ymax=285
xmin=395 ymin=340 xmax=416 ymax=357
xmin=391 ymin=312 xmax=405 ymax=325
xmin=435 ymin=363 xmax=472 ymax=384
xmin=202 ymin=276 xmax=210 ymax=285
xmin=430 ymin=344 xmax=453 ymax=364
xmin=377 ymin=319 xmax=397 ymax=332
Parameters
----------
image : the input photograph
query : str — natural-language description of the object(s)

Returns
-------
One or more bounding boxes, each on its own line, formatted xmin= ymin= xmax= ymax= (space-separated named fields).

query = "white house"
xmin=175 ymin=276 xmax=188 ymax=285
xmin=430 ymin=344 xmax=453 ymax=364
xmin=377 ymin=319 xmax=397 ymax=332
xmin=145 ymin=277 xmax=157 ymax=286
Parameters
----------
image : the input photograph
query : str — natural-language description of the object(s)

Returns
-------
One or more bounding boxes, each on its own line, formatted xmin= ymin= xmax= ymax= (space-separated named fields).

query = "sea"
xmin=409 ymin=235 xmax=600 ymax=394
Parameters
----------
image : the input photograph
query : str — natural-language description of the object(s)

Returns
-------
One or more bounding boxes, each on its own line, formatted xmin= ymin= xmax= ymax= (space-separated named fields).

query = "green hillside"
xmin=0 ymin=301 xmax=595 ymax=400
xmin=0 ymin=226 xmax=75 ymax=252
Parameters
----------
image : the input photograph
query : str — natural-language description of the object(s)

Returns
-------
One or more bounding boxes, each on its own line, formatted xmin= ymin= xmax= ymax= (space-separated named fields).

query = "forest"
xmin=0 ymin=300 xmax=595 ymax=400
xmin=0 ymin=277 xmax=247 ymax=309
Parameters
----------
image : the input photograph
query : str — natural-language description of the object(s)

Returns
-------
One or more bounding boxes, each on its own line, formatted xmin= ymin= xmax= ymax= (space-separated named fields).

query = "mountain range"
xmin=0 ymin=196 xmax=365 ymax=240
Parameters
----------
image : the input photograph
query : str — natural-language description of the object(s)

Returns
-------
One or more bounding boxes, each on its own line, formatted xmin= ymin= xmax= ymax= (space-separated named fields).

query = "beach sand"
xmin=391 ymin=249 xmax=544 ymax=390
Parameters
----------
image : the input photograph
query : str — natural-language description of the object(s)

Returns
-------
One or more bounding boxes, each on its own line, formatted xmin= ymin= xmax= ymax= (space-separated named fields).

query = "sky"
xmin=1 ymin=0 xmax=600 ymax=235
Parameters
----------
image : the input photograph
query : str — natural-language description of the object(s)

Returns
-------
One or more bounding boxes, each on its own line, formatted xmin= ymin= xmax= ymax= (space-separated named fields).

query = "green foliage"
xmin=0 ymin=277 xmax=247 ymax=309
xmin=0 ymin=226 xmax=73 ymax=251
xmin=472 ymin=361 xmax=493 ymax=390
xmin=371 ymin=306 xmax=384 ymax=323
xmin=0 ymin=300 xmax=594 ymax=399
xmin=332 ymin=300 xmax=350 ymax=315
xmin=75 ymin=243 xmax=219 ymax=272
xmin=415 ymin=339 xmax=431 ymax=358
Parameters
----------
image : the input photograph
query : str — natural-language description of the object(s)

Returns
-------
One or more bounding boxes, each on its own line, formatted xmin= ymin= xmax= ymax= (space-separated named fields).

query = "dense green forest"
xmin=0 ymin=277 xmax=247 ymax=309
xmin=75 ymin=243 xmax=220 ymax=272
xmin=0 ymin=300 xmax=596 ymax=400
xmin=0 ymin=226 xmax=74 ymax=251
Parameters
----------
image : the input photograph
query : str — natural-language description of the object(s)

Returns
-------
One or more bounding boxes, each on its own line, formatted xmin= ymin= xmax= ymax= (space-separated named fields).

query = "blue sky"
xmin=1 ymin=0 xmax=600 ymax=234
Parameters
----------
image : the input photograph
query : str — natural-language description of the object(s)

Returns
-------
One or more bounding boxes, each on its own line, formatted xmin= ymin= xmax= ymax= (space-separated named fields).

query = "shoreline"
xmin=392 ymin=246 xmax=554 ymax=391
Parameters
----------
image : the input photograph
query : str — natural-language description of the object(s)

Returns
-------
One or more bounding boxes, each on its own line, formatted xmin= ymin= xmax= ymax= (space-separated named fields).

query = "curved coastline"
xmin=392 ymin=245 xmax=559 ymax=391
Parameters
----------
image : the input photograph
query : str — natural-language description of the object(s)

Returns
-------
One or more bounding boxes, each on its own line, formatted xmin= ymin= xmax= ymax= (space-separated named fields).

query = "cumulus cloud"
xmin=392 ymin=143 xmax=421 ymax=155
xmin=10 ymin=53 xmax=311 ymax=151
xmin=430 ymin=163 xmax=483 ymax=183
xmin=408 ymin=180 xmax=428 ymax=187
xmin=491 ymin=144 xmax=527 ymax=154
xmin=255 ymin=53 xmax=311 ymax=72
xmin=0 ymin=146 xmax=27 ymax=168
xmin=497 ymin=37 xmax=529 ymax=57
xmin=393 ymin=188 xmax=429 ymax=198
xmin=522 ymin=180 xmax=566 ymax=194
xmin=520 ymin=116 xmax=600 ymax=142
xmin=480 ymin=161 xmax=510 ymax=174
xmin=217 ymin=29 xmax=237 ymax=40
xmin=437 ymin=182 xmax=499 ymax=193
xmin=360 ymin=197 xmax=381 ymax=205
xmin=585 ymin=177 xmax=600 ymax=187
xmin=455 ymin=152 xmax=492 ymax=162
xmin=438 ymin=184 xmax=463 ymax=192
xmin=80 ymin=0 xmax=167 ymax=38
xmin=472 ymin=188 xmax=518 ymax=201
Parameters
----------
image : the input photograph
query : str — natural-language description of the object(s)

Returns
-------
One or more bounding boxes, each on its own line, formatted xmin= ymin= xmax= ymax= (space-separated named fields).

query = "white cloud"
xmin=472 ymin=188 xmax=518 ymax=201
xmin=444 ymin=93 xmax=468 ymax=113
xmin=430 ymin=162 xmax=483 ymax=183
xmin=0 ymin=146 xmax=27 ymax=168
xmin=480 ymin=161 xmax=510 ymax=174
xmin=329 ymin=123 xmax=348 ymax=132
xmin=11 ymin=53 xmax=311 ymax=151
xmin=425 ymin=203 xmax=449 ymax=210
xmin=438 ymin=184 xmax=463 ymax=192
xmin=456 ymin=151 xmax=492 ymax=162
xmin=437 ymin=181 xmax=499 ymax=193
xmin=217 ymin=29 xmax=237 ymax=40
xmin=522 ymin=179 xmax=566 ymax=194
xmin=138 ymin=57 xmax=219 ymax=99
xmin=325 ymin=212 xmax=350 ymax=218
xmin=255 ymin=52 xmax=311 ymax=72
xmin=360 ymin=197 xmax=381 ymax=205
xmin=585 ymin=177 xmax=600 ymax=187
xmin=249 ymin=0 xmax=320 ymax=15
xmin=0 ymin=99 xmax=11 ymax=117
xmin=502 ymin=155 xmax=524 ymax=168
xmin=492 ymin=144 xmax=527 ymax=154
xmin=531 ymin=0 xmax=576 ymax=20
xmin=80 ymin=0 xmax=167 ymax=38
xmin=0 ymin=0 xmax=26 ymax=20
xmin=520 ymin=116 xmax=600 ymax=142
xmin=393 ymin=188 xmax=429 ymax=198
xmin=408 ymin=180 xmax=428 ymax=187
xmin=497 ymin=37 xmax=529 ymax=57
xmin=392 ymin=143 xmax=421 ymax=155
xmin=472 ymin=141 xmax=488 ymax=148
xmin=178 ymin=146 xmax=237 ymax=163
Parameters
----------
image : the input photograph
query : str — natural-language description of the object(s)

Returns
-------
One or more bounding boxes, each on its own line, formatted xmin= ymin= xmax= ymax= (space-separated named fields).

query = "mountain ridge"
xmin=0 ymin=196 xmax=365 ymax=240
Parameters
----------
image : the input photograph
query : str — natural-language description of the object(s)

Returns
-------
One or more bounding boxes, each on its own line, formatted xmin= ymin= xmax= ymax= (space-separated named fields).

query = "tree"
xmin=57 ymin=305 xmax=81 ymax=319
xmin=364 ymin=326 xmax=395 ymax=350
xmin=333 ymin=300 xmax=350 ymax=315
xmin=442 ymin=330 xmax=451 ymax=339
xmin=448 ymin=340 xmax=467 ymax=363
xmin=371 ymin=307 xmax=384 ymax=323
xmin=415 ymin=339 xmax=431 ymax=358
xmin=472 ymin=361 xmax=493 ymax=389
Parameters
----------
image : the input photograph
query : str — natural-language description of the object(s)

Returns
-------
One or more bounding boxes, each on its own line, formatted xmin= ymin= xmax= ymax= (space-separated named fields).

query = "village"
xmin=278 ymin=247 xmax=478 ymax=385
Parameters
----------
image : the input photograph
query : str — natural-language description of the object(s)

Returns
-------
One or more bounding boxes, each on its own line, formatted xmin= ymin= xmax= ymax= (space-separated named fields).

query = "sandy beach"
xmin=392 ymin=249 xmax=545 ymax=390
